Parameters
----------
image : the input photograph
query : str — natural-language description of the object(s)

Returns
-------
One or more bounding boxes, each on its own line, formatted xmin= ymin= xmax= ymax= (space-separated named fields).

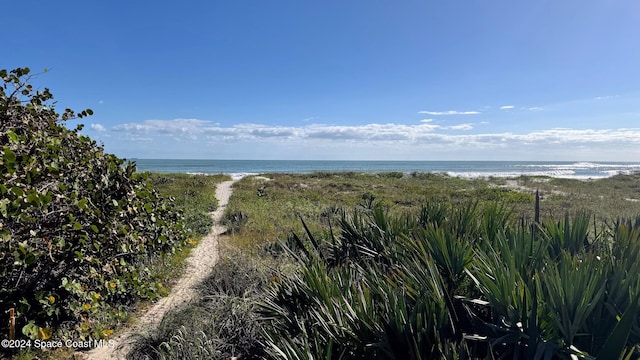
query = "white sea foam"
xmin=499 ymin=162 xmax=640 ymax=179
xmin=514 ymin=162 xmax=640 ymax=170
xmin=446 ymin=169 xmax=608 ymax=179
xmin=230 ymin=172 xmax=257 ymax=180
xmin=184 ymin=171 xmax=256 ymax=180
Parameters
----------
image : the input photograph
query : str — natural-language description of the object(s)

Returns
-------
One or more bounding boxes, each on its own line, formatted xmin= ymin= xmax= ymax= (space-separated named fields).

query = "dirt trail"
xmin=86 ymin=179 xmax=236 ymax=360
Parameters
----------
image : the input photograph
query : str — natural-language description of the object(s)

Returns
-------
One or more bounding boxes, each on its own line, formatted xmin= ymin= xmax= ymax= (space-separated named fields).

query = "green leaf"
xmin=0 ymin=198 xmax=9 ymax=217
xmin=596 ymin=294 xmax=640 ymax=360
xmin=7 ymin=131 xmax=18 ymax=143
xmin=73 ymin=222 xmax=82 ymax=230
xmin=27 ymin=191 xmax=39 ymax=204
xmin=22 ymin=322 xmax=38 ymax=338
xmin=91 ymin=225 xmax=99 ymax=233
xmin=3 ymin=147 xmax=16 ymax=162
xmin=77 ymin=198 xmax=88 ymax=209
xmin=11 ymin=186 xmax=24 ymax=197
xmin=24 ymin=253 xmax=36 ymax=266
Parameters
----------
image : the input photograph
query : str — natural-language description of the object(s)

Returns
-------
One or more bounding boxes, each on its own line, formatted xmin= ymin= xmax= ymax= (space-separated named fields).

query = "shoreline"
xmin=169 ymin=170 xmax=638 ymax=181
xmin=132 ymin=159 xmax=640 ymax=180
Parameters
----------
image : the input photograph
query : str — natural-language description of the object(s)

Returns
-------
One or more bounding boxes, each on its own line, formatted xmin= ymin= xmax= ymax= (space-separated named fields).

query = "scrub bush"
xmin=0 ymin=68 xmax=187 ymax=345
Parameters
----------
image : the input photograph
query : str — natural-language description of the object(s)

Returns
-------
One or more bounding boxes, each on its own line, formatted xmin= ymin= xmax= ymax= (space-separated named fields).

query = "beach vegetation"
xmin=126 ymin=250 xmax=269 ymax=360
xmin=258 ymin=203 xmax=640 ymax=359
xmin=222 ymin=173 xmax=640 ymax=252
xmin=0 ymin=68 xmax=210 ymax=356
xmin=148 ymin=173 xmax=229 ymax=238
xmin=132 ymin=172 xmax=640 ymax=359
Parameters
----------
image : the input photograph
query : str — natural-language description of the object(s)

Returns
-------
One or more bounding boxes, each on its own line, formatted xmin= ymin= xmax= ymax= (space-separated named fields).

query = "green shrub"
xmin=0 ymin=68 xmax=187 ymax=345
xmin=259 ymin=201 xmax=640 ymax=359
xmin=379 ymin=171 xmax=404 ymax=179
xmin=147 ymin=173 xmax=224 ymax=238
xmin=259 ymin=204 xmax=457 ymax=358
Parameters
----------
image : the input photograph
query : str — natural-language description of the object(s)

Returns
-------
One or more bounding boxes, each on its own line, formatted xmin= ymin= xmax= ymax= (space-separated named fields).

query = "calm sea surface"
xmin=131 ymin=159 xmax=640 ymax=179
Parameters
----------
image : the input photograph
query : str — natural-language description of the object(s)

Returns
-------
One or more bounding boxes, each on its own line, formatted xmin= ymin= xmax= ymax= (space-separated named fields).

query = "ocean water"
xmin=131 ymin=159 xmax=640 ymax=180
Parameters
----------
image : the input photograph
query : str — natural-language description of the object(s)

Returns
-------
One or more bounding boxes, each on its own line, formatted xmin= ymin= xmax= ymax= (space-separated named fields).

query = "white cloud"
xmin=304 ymin=123 xmax=440 ymax=141
xmin=113 ymin=119 xmax=450 ymax=143
xmin=90 ymin=123 xmax=106 ymax=132
xmin=418 ymin=110 xmax=480 ymax=115
xmin=113 ymin=119 xmax=213 ymax=134
xmin=500 ymin=105 xmax=514 ymax=110
xmin=421 ymin=118 xmax=435 ymax=123
xmin=112 ymin=119 xmax=640 ymax=148
xmin=448 ymin=123 xmax=473 ymax=131
xmin=529 ymin=107 xmax=543 ymax=111
xmin=107 ymin=119 xmax=640 ymax=160
xmin=123 ymin=136 xmax=153 ymax=142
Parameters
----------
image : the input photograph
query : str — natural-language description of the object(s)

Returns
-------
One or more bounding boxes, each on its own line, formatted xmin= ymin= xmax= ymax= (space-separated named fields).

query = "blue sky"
xmin=4 ymin=1 xmax=640 ymax=160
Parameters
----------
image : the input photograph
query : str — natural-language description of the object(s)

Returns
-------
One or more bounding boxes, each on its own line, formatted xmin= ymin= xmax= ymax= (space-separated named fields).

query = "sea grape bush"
xmin=0 ymin=68 xmax=187 ymax=343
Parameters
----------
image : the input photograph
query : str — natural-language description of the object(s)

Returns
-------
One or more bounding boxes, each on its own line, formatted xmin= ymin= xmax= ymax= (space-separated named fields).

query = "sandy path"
xmin=86 ymin=179 xmax=236 ymax=360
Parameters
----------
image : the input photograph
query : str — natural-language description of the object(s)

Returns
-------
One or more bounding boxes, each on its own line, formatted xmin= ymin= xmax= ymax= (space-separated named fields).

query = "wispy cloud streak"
xmin=418 ymin=110 xmax=480 ymax=115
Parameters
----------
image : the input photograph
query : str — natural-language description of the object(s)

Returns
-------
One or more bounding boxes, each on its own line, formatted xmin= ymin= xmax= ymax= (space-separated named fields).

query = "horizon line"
xmin=126 ymin=158 xmax=639 ymax=163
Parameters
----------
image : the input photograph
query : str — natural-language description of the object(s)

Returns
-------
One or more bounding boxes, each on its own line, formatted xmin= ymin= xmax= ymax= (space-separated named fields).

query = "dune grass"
xmin=223 ymin=172 xmax=640 ymax=251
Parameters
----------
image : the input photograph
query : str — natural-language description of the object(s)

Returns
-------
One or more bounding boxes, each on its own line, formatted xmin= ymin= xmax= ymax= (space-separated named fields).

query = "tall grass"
xmin=126 ymin=251 xmax=270 ymax=360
